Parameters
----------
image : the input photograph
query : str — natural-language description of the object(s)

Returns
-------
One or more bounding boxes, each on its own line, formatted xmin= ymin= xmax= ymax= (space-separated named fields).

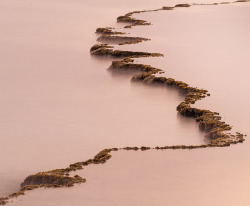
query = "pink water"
xmin=0 ymin=0 xmax=211 ymax=197
xmin=1 ymin=0 xmax=250 ymax=205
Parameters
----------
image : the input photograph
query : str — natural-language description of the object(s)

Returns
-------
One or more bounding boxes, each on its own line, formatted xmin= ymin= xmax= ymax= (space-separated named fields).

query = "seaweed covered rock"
xmin=20 ymin=172 xmax=86 ymax=188
xmin=141 ymin=146 xmax=151 ymax=151
xmin=175 ymin=4 xmax=191 ymax=7
xmin=97 ymin=35 xmax=150 ymax=45
xmin=132 ymin=71 xmax=208 ymax=95
xmin=123 ymin=147 xmax=139 ymax=151
xmin=109 ymin=60 xmax=161 ymax=73
xmin=90 ymin=44 xmax=113 ymax=52
xmin=177 ymin=100 xmax=243 ymax=142
xmin=81 ymin=148 xmax=118 ymax=165
xmin=48 ymin=162 xmax=84 ymax=176
xmin=162 ymin=6 xmax=175 ymax=10
xmin=116 ymin=8 xmax=161 ymax=28
xmin=179 ymin=107 xmax=207 ymax=118
xmin=112 ymin=50 xmax=163 ymax=58
xmin=93 ymin=149 xmax=112 ymax=164
xmin=131 ymin=72 xmax=154 ymax=82
xmin=90 ymin=44 xmax=163 ymax=58
xmin=96 ymin=27 xmax=125 ymax=35
xmin=117 ymin=14 xmax=151 ymax=27
xmin=211 ymin=132 xmax=245 ymax=146
xmin=0 ymin=198 xmax=7 ymax=205
xmin=155 ymin=145 xmax=208 ymax=150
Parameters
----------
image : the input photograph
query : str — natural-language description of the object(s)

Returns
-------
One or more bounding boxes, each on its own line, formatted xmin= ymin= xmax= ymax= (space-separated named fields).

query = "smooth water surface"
xmin=1 ymin=0 xmax=250 ymax=205
xmin=0 ymin=0 xmax=215 ymax=197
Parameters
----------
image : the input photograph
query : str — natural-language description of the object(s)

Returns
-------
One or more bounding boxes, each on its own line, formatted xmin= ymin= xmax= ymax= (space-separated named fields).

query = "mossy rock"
xmin=141 ymin=146 xmax=151 ymax=151
xmin=96 ymin=27 xmax=124 ymax=35
xmin=123 ymin=147 xmax=139 ymax=151
xmin=175 ymin=4 xmax=191 ymax=7
xmin=97 ymin=35 xmax=149 ymax=45
xmin=20 ymin=172 xmax=86 ymax=188
xmin=109 ymin=60 xmax=161 ymax=73
xmin=162 ymin=6 xmax=174 ymax=10
xmin=0 ymin=198 xmax=7 ymax=205
xmin=117 ymin=14 xmax=151 ymax=27
xmin=90 ymin=44 xmax=113 ymax=52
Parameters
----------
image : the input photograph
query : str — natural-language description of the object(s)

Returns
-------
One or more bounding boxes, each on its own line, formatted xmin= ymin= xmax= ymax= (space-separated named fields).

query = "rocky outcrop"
xmin=90 ymin=44 xmax=163 ymax=57
xmin=97 ymin=35 xmax=150 ymax=45
xmin=20 ymin=173 xmax=85 ymax=188
xmin=175 ymin=4 xmax=191 ymax=7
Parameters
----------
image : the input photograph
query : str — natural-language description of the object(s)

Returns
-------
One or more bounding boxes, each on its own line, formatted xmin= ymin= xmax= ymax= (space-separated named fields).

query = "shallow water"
xmin=1 ymin=0 xmax=250 ymax=205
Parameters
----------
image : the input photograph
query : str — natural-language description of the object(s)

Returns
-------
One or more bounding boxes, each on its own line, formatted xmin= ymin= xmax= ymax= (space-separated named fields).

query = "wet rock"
xmin=175 ymin=4 xmax=191 ymax=7
xmin=117 ymin=14 xmax=151 ymax=27
xmin=162 ymin=6 xmax=175 ymax=10
xmin=93 ymin=149 xmax=112 ymax=164
xmin=96 ymin=27 xmax=125 ymax=35
xmin=97 ymin=35 xmax=150 ymax=45
xmin=90 ymin=44 xmax=113 ymax=52
xmin=69 ymin=162 xmax=83 ymax=170
xmin=91 ymin=44 xmax=163 ymax=58
xmin=20 ymin=172 xmax=86 ymax=188
xmin=109 ymin=60 xmax=161 ymax=73
xmin=0 ymin=198 xmax=7 ymax=205
xmin=141 ymin=146 xmax=151 ymax=151
xmin=123 ymin=147 xmax=139 ymax=151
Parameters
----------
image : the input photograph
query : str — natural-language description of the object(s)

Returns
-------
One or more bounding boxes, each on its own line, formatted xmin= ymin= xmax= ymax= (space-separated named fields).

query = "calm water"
xmin=0 ymin=0 xmax=211 ymax=197
xmin=1 ymin=0 xmax=250 ymax=205
xmin=130 ymin=3 xmax=250 ymax=134
xmin=9 ymin=147 xmax=250 ymax=206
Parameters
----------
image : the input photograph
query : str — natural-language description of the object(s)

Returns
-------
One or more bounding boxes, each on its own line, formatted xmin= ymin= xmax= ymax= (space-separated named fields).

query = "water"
xmin=1 ymin=0 xmax=250 ymax=205
xmin=0 ymin=0 xmax=211 ymax=197
xmin=8 ymin=147 xmax=250 ymax=206
xmin=131 ymin=3 xmax=250 ymax=133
